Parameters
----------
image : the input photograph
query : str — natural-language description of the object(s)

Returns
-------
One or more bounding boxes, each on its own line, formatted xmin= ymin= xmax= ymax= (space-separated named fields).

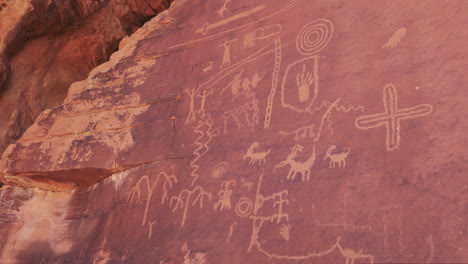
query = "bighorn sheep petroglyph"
xmin=243 ymin=142 xmax=271 ymax=165
xmin=323 ymin=145 xmax=350 ymax=168
xmin=274 ymin=144 xmax=317 ymax=182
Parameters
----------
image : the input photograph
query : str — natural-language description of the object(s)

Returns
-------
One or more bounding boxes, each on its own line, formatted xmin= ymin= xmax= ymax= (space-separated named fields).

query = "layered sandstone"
xmin=0 ymin=0 xmax=467 ymax=263
xmin=0 ymin=0 xmax=172 ymax=154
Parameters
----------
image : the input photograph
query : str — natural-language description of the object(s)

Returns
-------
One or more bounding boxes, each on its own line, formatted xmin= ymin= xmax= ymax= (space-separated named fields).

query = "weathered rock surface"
xmin=0 ymin=0 xmax=467 ymax=263
xmin=0 ymin=0 xmax=172 ymax=154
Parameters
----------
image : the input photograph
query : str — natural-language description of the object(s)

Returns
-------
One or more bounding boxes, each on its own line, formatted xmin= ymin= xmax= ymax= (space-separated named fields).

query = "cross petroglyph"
xmin=355 ymin=84 xmax=433 ymax=151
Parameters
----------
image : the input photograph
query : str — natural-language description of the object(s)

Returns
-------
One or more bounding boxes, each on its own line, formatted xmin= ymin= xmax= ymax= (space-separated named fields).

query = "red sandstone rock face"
xmin=0 ymin=0 xmax=172 ymax=154
xmin=1 ymin=0 xmax=467 ymax=263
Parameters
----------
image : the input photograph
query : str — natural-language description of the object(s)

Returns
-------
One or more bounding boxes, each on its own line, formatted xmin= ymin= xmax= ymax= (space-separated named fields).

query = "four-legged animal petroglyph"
xmin=214 ymin=180 xmax=236 ymax=211
xmin=355 ymin=84 xmax=433 ymax=151
xmin=243 ymin=142 xmax=271 ymax=165
xmin=202 ymin=61 xmax=213 ymax=74
xmin=336 ymin=236 xmax=375 ymax=264
xmin=274 ymin=144 xmax=317 ymax=182
xmin=323 ymin=145 xmax=350 ymax=168
xmin=170 ymin=186 xmax=212 ymax=227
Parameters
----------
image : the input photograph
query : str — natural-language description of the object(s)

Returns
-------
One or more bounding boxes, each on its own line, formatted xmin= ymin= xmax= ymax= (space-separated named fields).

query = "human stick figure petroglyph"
xmin=323 ymin=145 xmax=350 ymax=168
xmin=355 ymin=84 xmax=433 ymax=151
xmin=170 ymin=186 xmax=212 ymax=227
xmin=382 ymin=28 xmax=407 ymax=48
xmin=197 ymin=90 xmax=212 ymax=118
xmin=216 ymin=0 xmax=231 ymax=18
xmin=274 ymin=144 xmax=317 ymax=182
xmin=185 ymin=88 xmax=197 ymax=124
xmin=170 ymin=0 xmax=300 ymax=49
xmin=214 ymin=180 xmax=236 ymax=211
xmin=221 ymin=70 xmax=264 ymax=97
xmin=148 ymin=220 xmax=157 ymax=238
xmin=196 ymin=4 xmax=266 ymax=35
xmin=219 ymin=38 xmax=237 ymax=68
xmin=127 ymin=172 xmax=178 ymax=226
xmin=243 ymin=142 xmax=271 ymax=165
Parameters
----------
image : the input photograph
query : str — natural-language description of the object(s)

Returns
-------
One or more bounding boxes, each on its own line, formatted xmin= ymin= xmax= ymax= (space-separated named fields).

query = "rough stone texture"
xmin=0 ymin=0 xmax=172 ymax=154
xmin=0 ymin=0 xmax=467 ymax=263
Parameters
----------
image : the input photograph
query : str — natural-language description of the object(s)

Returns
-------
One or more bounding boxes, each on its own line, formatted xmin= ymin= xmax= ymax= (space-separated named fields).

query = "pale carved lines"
xmin=315 ymin=192 xmax=372 ymax=232
xmin=216 ymin=0 xmax=231 ymax=18
xmin=323 ymin=145 xmax=350 ymax=168
xmin=425 ymin=234 xmax=434 ymax=263
xmin=355 ymin=84 xmax=433 ymax=151
xmin=226 ymin=222 xmax=237 ymax=242
xmin=235 ymin=197 xmax=253 ymax=217
xmin=274 ymin=144 xmax=317 ymax=182
xmin=147 ymin=220 xmax=157 ymax=238
xmin=336 ymin=236 xmax=375 ymax=264
xmin=296 ymin=19 xmax=334 ymax=55
xmin=214 ymin=180 xmax=236 ymax=211
xmin=280 ymin=224 xmax=291 ymax=241
xmin=196 ymin=4 xmax=266 ymax=35
xmin=190 ymin=115 xmax=214 ymax=185
xmin=369 ymin=206 xmax=405 ymax=254
xmin=280 ymin=56 xmax=319 ymax=113
xmin=246 ymin=173 xmax=290 ymax=252
xmin=263 ymin=35 xmax=282 ymax=128
xmin=170 ymin=0 xmax=301 ymax=49
xmin=210 ymin=161 xmax=229 ymax=178
xmin=243 ymin=142 xmax=271 ymax=165
xmin=170 ymin=186 xmax=212 ymax=227
xmin=382 ymin=28 xmax=407 ymax=48
xmin=127 ymin=172 xmax=178 ymax=226
xmin=240 ymin=178 xmax=254 ymax=191
xmin=222 ymin=93 xmax=259 ymax=133
xmin=218 ymin=38 xmax=237 ymax=68
xmin=279 ymin=99 xmax=364 ymax=142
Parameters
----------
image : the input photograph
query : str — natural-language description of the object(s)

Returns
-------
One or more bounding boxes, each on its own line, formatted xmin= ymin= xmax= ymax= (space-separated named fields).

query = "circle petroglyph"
xmin=235 ymin=197 xmax=253 ymax=217
xmin=296 ymin=19 xmax=334 ymax=55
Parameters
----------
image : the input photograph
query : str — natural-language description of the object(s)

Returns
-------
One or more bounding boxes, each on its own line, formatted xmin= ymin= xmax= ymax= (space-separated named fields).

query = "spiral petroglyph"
xmin=296 ymin=19 xmax=334 ymax=55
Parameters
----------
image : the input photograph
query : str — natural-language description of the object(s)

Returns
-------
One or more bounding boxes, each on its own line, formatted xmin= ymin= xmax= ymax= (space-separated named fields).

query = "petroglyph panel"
xmin=1 ymin=0 xmax=461 ymax=263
